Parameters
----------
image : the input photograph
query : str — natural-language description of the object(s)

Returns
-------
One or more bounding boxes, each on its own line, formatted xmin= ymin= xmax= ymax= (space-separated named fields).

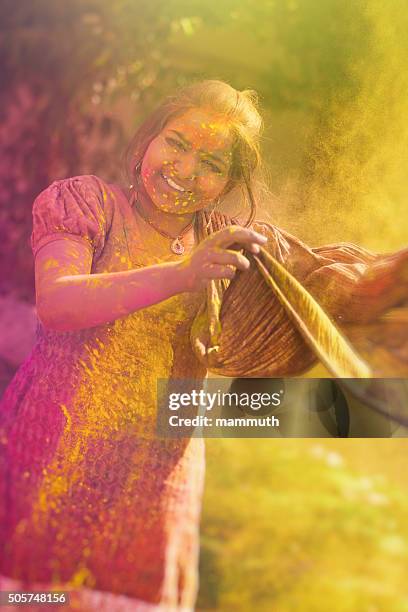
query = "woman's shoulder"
xmin=34 ymin=174 xmax=130 ymax=218
xmin=42 ymin=174 xmax=115 ymax=198
xmin=31 ymin=174 xmax=124 ymax=259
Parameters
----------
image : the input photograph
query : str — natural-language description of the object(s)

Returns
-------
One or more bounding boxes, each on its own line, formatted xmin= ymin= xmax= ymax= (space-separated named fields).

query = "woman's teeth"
xmin=162 ymin=174 xmax=185 ymax=192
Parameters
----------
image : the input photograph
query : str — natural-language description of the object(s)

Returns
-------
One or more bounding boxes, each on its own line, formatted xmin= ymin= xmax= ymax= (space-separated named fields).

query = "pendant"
xmin=171 ymin=237 xmax=185 ymax=255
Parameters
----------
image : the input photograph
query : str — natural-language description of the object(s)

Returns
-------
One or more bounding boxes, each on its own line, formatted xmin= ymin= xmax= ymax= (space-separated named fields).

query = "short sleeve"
xmin=31 ymin=175 xmax=107 ymax=259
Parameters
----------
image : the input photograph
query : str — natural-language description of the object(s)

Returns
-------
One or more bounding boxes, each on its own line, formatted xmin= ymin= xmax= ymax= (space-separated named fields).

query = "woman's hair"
xmin=125 ymin=79 xmax=265 ymax=226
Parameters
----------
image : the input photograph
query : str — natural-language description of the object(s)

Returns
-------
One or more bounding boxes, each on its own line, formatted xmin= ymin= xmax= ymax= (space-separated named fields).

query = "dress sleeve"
xmin=31 ymin=175 xmax=107 ymax=260
xmin=252 ymin=220 xmax=408 ymax=324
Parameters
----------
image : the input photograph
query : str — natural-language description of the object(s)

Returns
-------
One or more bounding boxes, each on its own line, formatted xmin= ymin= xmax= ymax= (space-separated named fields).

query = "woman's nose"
xmin=174 ymin=153 xmax=198 ymax=180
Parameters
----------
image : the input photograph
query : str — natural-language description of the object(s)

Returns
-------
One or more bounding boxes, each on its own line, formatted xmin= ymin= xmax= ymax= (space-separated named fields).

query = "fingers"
xmin=187 ymin=225 xmax=267 ymax=289
xmin=208 ymin=248 xmax=251 ymax=271
xmin=247 ymin=243 xmax=262 ymax=255
xmin=202 ymin=263 xmax=237 ymax=280
xmin=209 ymin=226 xmax=268 ymax=250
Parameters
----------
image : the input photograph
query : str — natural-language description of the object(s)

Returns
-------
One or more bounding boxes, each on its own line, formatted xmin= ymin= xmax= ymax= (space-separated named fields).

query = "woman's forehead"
xmin=164 ymin=108 xmax=234 ymax=155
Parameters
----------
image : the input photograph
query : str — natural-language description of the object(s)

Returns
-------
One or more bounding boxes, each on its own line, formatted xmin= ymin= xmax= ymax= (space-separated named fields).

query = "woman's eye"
xmin=202 ymin=159 xmax=222 ymax=174
xmin=166 ymin=137 xmax=186 ymax=151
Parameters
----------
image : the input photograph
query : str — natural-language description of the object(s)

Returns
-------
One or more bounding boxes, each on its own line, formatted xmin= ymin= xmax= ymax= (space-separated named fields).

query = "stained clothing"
xmin=0 ymin=174 xmax=406 ymax=611
xmin=0 ymin=175 xmax=207 ymax=611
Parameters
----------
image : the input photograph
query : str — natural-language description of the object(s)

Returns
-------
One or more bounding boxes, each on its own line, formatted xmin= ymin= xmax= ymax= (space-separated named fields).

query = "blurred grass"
xmin=198 ymin=439 xmax=408 ymax=611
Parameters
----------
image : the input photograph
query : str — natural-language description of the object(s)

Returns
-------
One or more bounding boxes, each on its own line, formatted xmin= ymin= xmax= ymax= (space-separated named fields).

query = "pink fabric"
xmin=0 ymin=176 xmax=207 ymax=610
xmin=31 ymin=176 xmax=107 ymax=259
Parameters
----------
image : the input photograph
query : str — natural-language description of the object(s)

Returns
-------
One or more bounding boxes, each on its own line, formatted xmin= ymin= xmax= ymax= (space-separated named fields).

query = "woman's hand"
xmin=177 ymin=225 xmax=268 ymax=292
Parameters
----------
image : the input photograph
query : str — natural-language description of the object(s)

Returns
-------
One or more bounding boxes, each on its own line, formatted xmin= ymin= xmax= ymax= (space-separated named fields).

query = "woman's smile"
xmin=156 ymin=171 xmax=198 ymax=212
xmin=160 ymin=171 xmax=191 ymax=194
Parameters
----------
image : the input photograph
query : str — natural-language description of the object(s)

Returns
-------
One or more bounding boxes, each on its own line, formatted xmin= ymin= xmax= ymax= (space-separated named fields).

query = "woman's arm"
xmin=35 ymin=239 xmax=188 ymax=331
xmin=35 ymin=228 xmax=267 ymax=332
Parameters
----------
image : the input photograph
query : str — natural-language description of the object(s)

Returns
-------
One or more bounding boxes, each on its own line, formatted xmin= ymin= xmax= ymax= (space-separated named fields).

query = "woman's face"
xmin=140 ymin=108 xmax=234 ymax=214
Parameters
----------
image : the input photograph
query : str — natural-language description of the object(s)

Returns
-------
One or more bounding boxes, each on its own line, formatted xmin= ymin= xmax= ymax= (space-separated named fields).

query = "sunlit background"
xmin=0 ymin=1 xmax=407 ymax=609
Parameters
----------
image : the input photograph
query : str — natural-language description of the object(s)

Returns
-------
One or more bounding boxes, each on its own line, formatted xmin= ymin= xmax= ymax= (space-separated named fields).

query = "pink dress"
xmin=0 ymin=175 xmax=207 ymax=611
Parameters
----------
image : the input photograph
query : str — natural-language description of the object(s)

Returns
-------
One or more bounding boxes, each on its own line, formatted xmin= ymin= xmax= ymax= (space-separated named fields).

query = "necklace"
xmin=132 ymin=196 xmax=195 ymax=255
